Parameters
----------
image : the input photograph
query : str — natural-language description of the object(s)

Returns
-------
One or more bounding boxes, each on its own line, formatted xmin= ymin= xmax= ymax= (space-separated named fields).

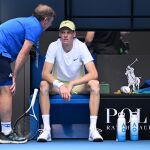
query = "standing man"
xmin=37 ymin=20 xmax=103 ymax=142
xmin=85 ymin=31 xmax=129 ymax=54
xmin=0 ymin=4 xmax=55 ymax=143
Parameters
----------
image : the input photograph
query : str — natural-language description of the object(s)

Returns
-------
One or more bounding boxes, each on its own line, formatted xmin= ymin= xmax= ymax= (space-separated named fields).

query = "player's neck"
xmin=62 ymin=44 xmax=73 ymax=53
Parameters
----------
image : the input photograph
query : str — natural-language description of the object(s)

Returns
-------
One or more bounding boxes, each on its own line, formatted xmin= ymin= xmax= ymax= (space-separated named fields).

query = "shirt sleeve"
xmin=80 ymin=43 xmax=94 ymax=64
xmin=45 ymin=42 xmax=57 ymax=64
xmin=25 ymin=24 xmax=43 ymax=44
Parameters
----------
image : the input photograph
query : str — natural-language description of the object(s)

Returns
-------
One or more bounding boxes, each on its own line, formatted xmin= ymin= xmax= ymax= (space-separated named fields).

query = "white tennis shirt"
xmin=45 ymin=38 xmax=93 ymax=81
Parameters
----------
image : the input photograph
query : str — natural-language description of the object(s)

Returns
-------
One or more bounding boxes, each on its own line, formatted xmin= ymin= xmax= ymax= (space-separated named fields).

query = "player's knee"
xmin=40 ymin=81 xmax=49 ymax=94
xmin=88 ymin=80 xmax=100 ymax=94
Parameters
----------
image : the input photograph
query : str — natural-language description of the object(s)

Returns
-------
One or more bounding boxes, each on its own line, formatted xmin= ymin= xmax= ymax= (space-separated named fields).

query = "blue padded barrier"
xmin=50 ymin=94 xmax=89 ymax=124
xmin=46 ymin=94 xmax=89 ymax=138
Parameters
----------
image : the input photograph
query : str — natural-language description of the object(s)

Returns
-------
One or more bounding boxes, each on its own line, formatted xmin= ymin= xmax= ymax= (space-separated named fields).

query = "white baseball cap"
xmin=59 ymin=20 xmax=76 ymax=31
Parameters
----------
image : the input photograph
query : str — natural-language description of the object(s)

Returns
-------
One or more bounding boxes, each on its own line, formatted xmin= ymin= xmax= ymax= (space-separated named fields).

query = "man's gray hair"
xmin=33 ymin=4 xmax=56 ymax=21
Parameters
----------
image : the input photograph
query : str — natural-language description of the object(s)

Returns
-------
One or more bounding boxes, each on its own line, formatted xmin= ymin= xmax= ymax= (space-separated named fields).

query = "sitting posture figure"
xmin=37 ymin=20 xmax=103 ymax=142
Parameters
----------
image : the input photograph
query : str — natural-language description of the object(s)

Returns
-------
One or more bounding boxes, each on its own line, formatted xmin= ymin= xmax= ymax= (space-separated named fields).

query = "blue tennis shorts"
xmin=0 ymin=55 xmax=13 ymax=86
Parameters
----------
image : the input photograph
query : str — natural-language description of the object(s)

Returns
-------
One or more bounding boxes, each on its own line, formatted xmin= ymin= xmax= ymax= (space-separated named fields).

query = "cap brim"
xmin=59 ymin=27 xmax=74 ymax=31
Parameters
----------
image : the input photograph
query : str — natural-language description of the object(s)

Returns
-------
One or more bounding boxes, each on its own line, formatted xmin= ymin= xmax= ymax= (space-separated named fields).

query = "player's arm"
xmin=10 ymin=40 xmax=33 ymax=93
xmin=42 ymin=62 xmax=71 ymax=100
xmin=42 ymin=61 xmax=55 ymax=84
xmin=70 ymin=61 xmax=98 ymax=87
xmin=13 ymin=40 xmax=33 ymax=78
xmin=85 ymin=31 xmax=95 ymax=47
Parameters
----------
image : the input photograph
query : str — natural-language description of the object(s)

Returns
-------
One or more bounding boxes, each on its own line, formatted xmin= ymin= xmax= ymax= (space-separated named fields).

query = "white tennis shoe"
xmin=37 ymin=129 xmax=51 ymax=142
xmin=88 ymin=128 xmax=103 ymax=142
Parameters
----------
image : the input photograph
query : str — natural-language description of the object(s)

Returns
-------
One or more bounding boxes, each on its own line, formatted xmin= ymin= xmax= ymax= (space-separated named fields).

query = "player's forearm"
xmin=13 ymin=52 xmax=28 ymax=78
xmin=42 ymin=73 xmax=65 ymax=89
xmin=71 ymin=72 xmax=98 ymax=86
xmin=42 ymin=72 xmax=55 ymax=84
xmin=85 ymin=31 xmax=95 ymax=46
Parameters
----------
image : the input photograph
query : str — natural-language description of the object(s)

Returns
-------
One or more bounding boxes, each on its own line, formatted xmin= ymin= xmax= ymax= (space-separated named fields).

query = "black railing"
xmin=63 ymin=0 xmax=150 ymax=31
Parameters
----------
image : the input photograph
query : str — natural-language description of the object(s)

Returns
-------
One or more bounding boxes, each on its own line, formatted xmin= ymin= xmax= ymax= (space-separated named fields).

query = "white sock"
xmin=42 ymin=114 xmax=50 ymax=130
xmin=1 ymin=122 xmax=12 ymax=135
xmin=90 ymin=116 xmax=98 ymax=131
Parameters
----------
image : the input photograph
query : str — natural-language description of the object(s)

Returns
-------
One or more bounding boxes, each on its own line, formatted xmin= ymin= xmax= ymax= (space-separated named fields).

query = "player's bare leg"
xmin=37 ymin=80 xmax=52 ymax=142
xmin=73 ymin=81 xmax=103 ymax=142
xmin=87 ymin=80 xmax=103 ymax=142
xmin=0 ymin=86 xmax=27 ymax=144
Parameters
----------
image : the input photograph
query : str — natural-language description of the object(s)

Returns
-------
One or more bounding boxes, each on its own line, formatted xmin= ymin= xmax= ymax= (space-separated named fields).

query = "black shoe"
xmin=0 ymin=131 xmax=27 ymax=144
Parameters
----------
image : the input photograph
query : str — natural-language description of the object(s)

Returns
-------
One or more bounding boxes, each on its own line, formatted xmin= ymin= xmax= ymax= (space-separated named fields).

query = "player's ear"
xmin=73 ymin=32 xmax=76 ymax=38
xmin=58 ymin=30 xmax=61 ymax=37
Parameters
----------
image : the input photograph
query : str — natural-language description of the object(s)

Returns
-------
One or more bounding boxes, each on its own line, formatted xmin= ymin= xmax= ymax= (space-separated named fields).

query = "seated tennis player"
xmin=37 ymin=20 xmax=103 ymax=142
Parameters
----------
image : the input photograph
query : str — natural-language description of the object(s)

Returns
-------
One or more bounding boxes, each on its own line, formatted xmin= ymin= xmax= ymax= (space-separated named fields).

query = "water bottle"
xmin=116 ymin=112 xmax=126 ymax=142
xmin=130 ymin=111 xmax=139 ymax=141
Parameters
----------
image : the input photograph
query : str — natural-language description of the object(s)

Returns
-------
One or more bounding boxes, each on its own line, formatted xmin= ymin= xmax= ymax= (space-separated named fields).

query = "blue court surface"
xmin=0 ymin=140 xmax=150 ymax=150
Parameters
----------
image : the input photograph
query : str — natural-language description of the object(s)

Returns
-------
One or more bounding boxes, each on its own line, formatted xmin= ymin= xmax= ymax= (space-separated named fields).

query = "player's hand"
xmin=10 ymin=76 xmax=16 ymax=95
xmin=59 ymin=85 xmax=71 ymax=101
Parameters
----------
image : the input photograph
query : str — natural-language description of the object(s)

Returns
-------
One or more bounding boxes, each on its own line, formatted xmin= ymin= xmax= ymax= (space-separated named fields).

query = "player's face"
xmin=59 ymin=28 xmax=76 ymax=45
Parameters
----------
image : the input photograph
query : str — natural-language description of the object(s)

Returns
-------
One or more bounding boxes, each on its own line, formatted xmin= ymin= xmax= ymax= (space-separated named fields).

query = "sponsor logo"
xmin=9 ymin=73 xmax=13 ymax=78
xmin=73 ymin=58 xmax=78 ymax=61
xmin=106 ymin=108 xmax=149 ymax=131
